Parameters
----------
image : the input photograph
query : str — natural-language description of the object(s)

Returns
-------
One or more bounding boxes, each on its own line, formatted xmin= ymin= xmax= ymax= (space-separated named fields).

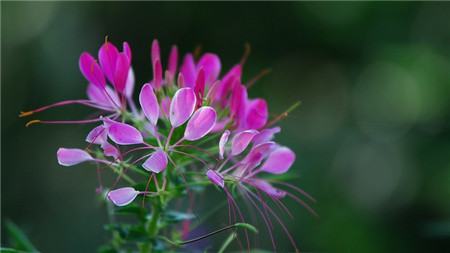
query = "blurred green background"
xmin=2 ymin=2 xmax=450 ymax=252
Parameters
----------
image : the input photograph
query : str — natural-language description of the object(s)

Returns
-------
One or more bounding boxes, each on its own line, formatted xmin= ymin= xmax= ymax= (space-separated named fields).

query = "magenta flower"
xmin=24 ymin=38 xmax=310 ymax=252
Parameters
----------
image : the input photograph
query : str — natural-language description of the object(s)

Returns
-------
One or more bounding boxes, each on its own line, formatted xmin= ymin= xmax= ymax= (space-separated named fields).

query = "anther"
xmin=25 ymin=119 xmax=41 ymax=127
xmin=19 ymin=111 xmax=33 ymax=117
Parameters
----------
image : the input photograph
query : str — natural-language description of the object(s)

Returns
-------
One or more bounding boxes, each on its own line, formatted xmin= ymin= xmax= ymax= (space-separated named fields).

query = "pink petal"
xmin=152 ymin=59 xmax=163 ymax=89
xmin=206 ymin=169 xmax=224 ymax=188
xmin=177 ymin=73 xmax=185 ymax=88
xmin=219 ymin=130 xmax=230 ymax=159
xmin=242 ymin=141 xmax=276 ymax=169
xmin=230 ymin=83 xmax=248 ymax=127
xmin=139 ymin=83 xmax=159 ymax=125
xmin=211 ymin=118 xmax=230 ymax=133
xmin=216 ymin=65 xmax=241 ymax=105
xmin=143 ymin=122 xmax=159 ymax=139
xmin=261 ymin=146 xmax=295 ymax=174
xmin=253 ymin=127 xmax=281 ymax=145
xmin=245 ymin=98 xmax=268 ymax=130
xmin=107 ymin=187 xmax=139 ymax=206
xmin=88 ymin=85 xmax=116 ymax=107
xmin=101 ymin=142 xmax=120 ymax=159
xmin=250 ymin=179 xmax=286 ymax=199
xmin=124 ymin=68 xmax=135 ymax=98
xmin=123 ymin=42 xmax=132 ymax=62
xmin=181 ymin=54 xmax=196 ymax=88
xmin=86 ymin=125 xmax=108 ymax=144
xmin=194 ymin=68 xmax=206 ymax=107
xmin=197 ymin=53 xmax=221 ymax=84
xmin=160 ymin=96 xmax=171 ymax=119
xmin=113 ymin=53 xmax=130 ymax=93
xmin=184 ymin=106 xmax=217 ymax=141
xmin=98 ymin=42 xmax=119 ymax=84
xmin=206 ymin=80 xmax=221 ymax=103
xmin=168 ymin=45 xmax=178 ymax=76
xmin=57 ymin=148 xmax=93 ymax=166
xmin=86 ymin=83 xmax=120 ymax=109
xmin=151 ymin=39 xmax=161 ymax=64
xmin=79 ymin=52 xmax=106 ymax=88
xmin=143 ymin=149 xmax=168 ymax=173
xmin=231 ymin=129 xmax=259 ymax=156
xmin=107 ymin=121 xmax=143 ymax=145
xmin=169 ymin=87 xmax=197 ymax=128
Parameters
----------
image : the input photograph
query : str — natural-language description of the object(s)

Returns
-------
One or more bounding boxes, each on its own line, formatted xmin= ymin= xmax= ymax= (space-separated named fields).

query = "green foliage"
xmin=2 ymin=220 xmax=38 ymax=253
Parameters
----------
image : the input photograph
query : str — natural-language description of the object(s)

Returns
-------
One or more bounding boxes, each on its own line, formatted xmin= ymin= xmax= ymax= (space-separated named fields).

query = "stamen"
xmin=142 ymin=173 xmax=154 ymax=207
xmin=246 ymin=68 xmax=271 ymax=89
xmin=193 ymin=44 xmax=202 ymax=59
xmin=240 ymin=42 xmax=251 ymax=66
xmin=265 ymin=101 xmax=301 ymax=128
xmin=25 ymin=117 xmax=105 ymax=127
xmin=19 ymin=99 xmax=108 ymax=118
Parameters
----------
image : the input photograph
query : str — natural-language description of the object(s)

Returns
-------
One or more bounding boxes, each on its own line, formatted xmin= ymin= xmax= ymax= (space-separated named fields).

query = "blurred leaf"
xmin=4 ymin=220 xmax=38 ymax=252
xmin=164 ymin=211 xmax=196 ymax=223
xmin=0 ymin=248 xmax=35 ymax=253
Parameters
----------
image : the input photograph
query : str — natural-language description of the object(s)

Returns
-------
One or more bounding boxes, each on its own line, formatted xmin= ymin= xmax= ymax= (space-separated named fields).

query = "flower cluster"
xmin=22 ymin=39 xmax=314 ymax=252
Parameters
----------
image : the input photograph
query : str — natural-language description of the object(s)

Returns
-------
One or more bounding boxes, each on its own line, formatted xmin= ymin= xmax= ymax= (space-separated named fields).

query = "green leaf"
xmin=4 ymin=220 xmax=38 ymax=252
xmin=0 ymin=248 xmax=35 ymax=253
xmin=218 ymin=232 xmax=237 ymax=253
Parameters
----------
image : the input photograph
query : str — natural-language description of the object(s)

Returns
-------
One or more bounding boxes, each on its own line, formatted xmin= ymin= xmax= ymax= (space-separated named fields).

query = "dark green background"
xmin=2 ymin=2 xmax=450 ymax=252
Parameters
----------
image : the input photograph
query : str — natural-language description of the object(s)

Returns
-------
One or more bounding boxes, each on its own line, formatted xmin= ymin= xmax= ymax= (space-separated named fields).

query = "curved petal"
xmin=261 ymin=146 xmax=295 ymax=174
xmin=151 ymin=39 xmax=160 ymax=64
xmin=57 ymin=148 xmax=93 ymax=166
xmin=230 ymin=83 xmax=247 ymax=127
xmin=107 ymin=121 xmax=143 ymax=145
xmin=245 ymin=98 xmax=268 ymax=130
xmin=216 ymin=65 xmax=241 ymax=105
xmin=169 ymin=88 xmax=196 ymax=128
xmin=250 ymin=179 xmax=286 ymax=199
xmin=194 ymin=68 xmax=206 ymax=107
xmin=101 ymin=142 xmax=120 ymax=159
xmin=180 ymin=53 xmax=196 ymax=88
xmin=206 ymin=169 xmax=224 ymax=188
xmin=231 ymin=129 xmax=259 ymax=156
xmin=79 ymin=52 xmax=105 ymax=88
xmin=123 ymin=42 xmax=132 ymax=61
xmin=107 ymin=187 xmax=139 ymax=206
xmin=139 ymin=83 xmax=159 ymax=125
xmin=86 ymin=125 xmax=108 ymax=144
xmin=113 ymin=53 xmax=130 ymax=93
xmin=98 ymin=42 xmax=119 ymax=84
xmin=168 ymin=45 xmax=178 ymax=76
xmin=197 ymin=53 xmax=221 ymax=84
xmin=160 ymin=96 xmax=171 ymax=119
xmin=87 ymin=83 xmax=120 ymax=109
xmin=184 ymin=106 xmax=217 ymax=141
xmin=242 ymin=141 xmax=276 ymax=169
xmin=253 ymin=127 xmax=281 ymax=145
xmin=143 ymin=149 xmax=168 ymax=173
xmin=124 ymin=68 xmax=135 ymax=98
xmin=218 ymin=130 xmax=230 ymax=159
xmin=152 ymin=59 xmax=163 ymax=89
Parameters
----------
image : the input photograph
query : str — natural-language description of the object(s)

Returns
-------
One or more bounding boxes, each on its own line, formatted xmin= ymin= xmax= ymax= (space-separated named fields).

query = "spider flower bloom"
xmin=27 ymin=39 xmax=308 ymax=251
